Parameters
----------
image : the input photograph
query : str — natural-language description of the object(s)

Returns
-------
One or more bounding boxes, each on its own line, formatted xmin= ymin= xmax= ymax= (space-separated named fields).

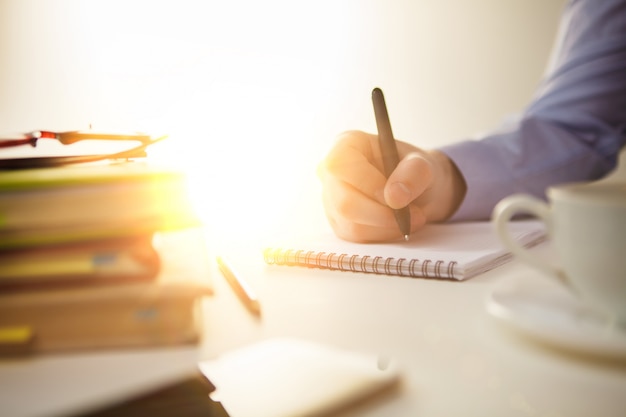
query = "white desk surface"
xmin=2 ymin=237 xmax=626 ymax=417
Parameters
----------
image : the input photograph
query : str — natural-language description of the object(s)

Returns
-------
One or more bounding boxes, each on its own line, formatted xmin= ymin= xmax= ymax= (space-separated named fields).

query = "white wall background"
xmin=0 ymin=0 xmax=566 ymax=236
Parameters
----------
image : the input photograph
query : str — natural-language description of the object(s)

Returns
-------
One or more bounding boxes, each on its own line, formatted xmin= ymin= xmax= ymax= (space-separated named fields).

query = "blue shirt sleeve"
xmin=439 ymin=0 xmax=626 ymax=221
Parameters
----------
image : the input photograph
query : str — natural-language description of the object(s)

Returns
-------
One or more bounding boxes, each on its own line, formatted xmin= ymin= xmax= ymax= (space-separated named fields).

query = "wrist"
xmin=429 ymin=150 xmax=467 ymax=221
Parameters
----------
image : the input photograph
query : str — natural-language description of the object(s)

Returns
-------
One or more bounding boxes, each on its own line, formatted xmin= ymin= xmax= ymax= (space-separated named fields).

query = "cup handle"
xmin=492 ymin=194 xmax=564 ymax=283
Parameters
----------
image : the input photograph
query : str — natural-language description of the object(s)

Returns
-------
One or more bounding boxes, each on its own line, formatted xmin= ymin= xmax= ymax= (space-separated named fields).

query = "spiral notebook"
xmin=263 ymin=221 xmax=545 ymax=280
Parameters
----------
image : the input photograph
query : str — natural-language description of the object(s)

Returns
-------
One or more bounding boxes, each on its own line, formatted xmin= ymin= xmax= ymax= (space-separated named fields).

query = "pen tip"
xmin=404 ymin=234 xmax=410 ymax=242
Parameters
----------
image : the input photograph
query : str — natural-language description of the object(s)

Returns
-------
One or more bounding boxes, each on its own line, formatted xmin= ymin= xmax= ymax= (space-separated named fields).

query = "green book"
xmin=0 ymin=161 xmax=200 ymax=248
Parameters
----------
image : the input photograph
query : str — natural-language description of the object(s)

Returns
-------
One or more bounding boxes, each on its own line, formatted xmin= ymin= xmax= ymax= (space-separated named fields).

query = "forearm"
xmin=438 ymin=0 xmax=626 ymax=221
xmin=440 ymin=116 xmax=624 ymax=221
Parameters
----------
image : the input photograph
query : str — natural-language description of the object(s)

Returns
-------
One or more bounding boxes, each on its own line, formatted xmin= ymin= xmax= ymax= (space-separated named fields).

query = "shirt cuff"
xmin=438 ymin=140 xmax=519 ymax=222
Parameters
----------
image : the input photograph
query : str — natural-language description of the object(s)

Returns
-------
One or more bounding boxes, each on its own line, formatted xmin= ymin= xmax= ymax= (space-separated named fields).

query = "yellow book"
xmin=0 ymin=235 xmax=160 ymax=291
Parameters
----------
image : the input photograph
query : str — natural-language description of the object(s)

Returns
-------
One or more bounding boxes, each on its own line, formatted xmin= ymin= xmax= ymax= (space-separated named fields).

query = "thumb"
xmin=383 ymin=153 xmax=434 ymax=209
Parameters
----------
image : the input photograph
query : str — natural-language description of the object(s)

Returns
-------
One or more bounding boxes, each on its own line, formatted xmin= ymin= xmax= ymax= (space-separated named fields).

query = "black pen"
xmin=372 ymin=87 xmax=411 ymax=241
xmin=216 ymin=256 xmax=261 ymax=317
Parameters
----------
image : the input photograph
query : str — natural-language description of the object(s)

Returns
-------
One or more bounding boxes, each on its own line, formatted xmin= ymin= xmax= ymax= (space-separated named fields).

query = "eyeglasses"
xmin=0 ymin=130 xmax=167 ymax=170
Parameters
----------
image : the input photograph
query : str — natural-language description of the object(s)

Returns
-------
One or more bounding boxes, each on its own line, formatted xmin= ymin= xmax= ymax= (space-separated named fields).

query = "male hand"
xmin=319 ymin=130 xmax=466 ymax=242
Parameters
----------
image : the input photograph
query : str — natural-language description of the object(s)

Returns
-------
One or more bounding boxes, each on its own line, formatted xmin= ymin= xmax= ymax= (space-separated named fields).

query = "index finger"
xmin=321 ymin=131 xmax=387 ymax=204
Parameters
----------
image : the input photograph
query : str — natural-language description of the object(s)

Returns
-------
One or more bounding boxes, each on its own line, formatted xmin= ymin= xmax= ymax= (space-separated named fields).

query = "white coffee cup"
xmin=492 ymin=182 xmax=626 ymax=323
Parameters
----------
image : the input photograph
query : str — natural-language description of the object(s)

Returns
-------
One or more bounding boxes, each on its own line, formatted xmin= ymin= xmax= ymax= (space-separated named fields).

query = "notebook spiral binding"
xmin=263 ymin=248 xmax=459 ymax=279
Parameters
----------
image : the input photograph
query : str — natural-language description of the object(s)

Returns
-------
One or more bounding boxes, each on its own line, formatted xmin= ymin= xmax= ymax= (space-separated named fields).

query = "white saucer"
xmin=486 ymin=274 xmax=626 ymax=358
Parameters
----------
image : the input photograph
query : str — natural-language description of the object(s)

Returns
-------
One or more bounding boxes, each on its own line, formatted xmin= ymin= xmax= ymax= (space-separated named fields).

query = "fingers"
xmin=323 ymin=192 xmax=426 ymax=242
xmin=321 ymin=131 xmax=387 ymax=205
xmin=322 ymin=174 xmax=427 ymax=242
xmin=322 ymin=174 xmax=396 ymax=228
xmin=384 ymin=152 xmax=434 ymax=209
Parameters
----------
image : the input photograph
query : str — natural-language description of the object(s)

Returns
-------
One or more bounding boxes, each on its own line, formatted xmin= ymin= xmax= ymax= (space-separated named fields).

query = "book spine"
xmin=0 ymin=286 xmax=204 ymax=353
xmin=0 ymin=235 xmax=161 ymax=291
xmin=263 ymin=248 xmax=459 ymax=280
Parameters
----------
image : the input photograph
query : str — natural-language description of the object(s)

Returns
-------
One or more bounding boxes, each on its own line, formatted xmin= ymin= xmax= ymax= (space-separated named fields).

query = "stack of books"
xmin=0 ymin=161 xmax=213 ymax=354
